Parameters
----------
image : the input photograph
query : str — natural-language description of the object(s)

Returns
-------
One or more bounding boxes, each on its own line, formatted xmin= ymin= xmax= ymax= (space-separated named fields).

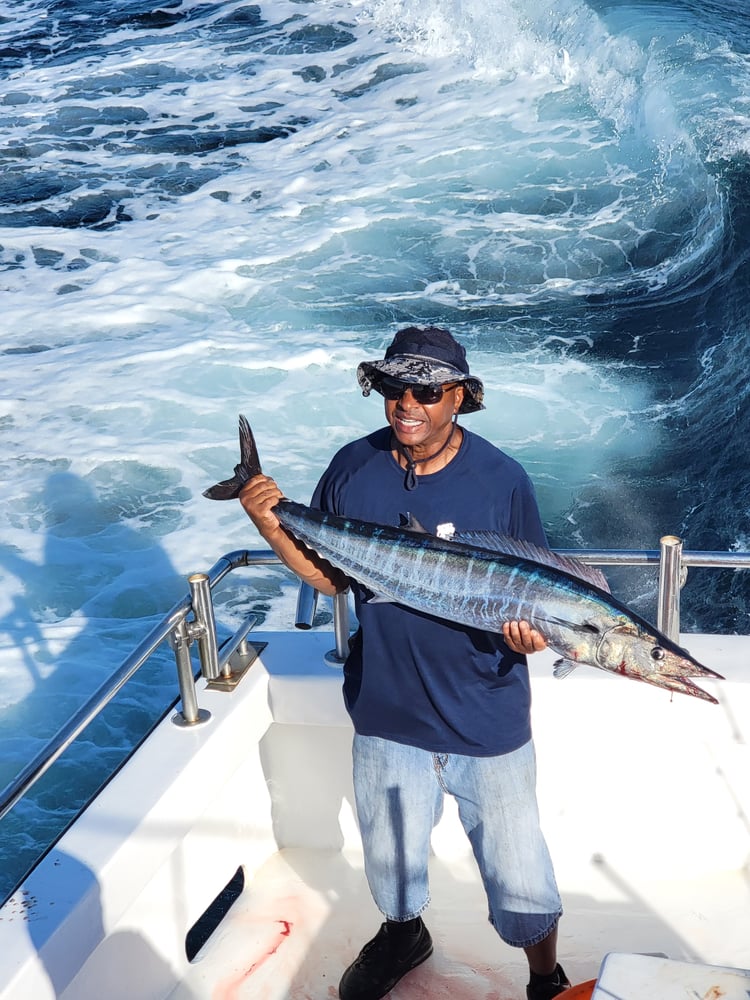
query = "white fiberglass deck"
xmin=0 ymin=631 xmax=748 ymax=999
xmin=167 ymin=845 xmax=749 ymax=999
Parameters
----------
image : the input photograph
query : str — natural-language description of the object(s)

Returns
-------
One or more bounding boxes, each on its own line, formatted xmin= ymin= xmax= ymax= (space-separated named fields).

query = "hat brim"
xmin=357 ymin=357 xmax=485 ymax=414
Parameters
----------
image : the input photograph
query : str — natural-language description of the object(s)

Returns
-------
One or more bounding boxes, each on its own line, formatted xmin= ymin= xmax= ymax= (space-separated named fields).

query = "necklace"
xmin=393 ymin=418 xmax=459 ymax=491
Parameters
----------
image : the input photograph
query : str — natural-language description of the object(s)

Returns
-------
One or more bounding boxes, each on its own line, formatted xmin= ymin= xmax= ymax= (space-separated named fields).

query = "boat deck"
xmin=169 ymin=842 xmax=750 ymax=999
xmin=171 ymin=631 xmax=750 ymax=999
xmin=1 ymin=630 xmax=748 ymax=1000
xmin=173 ymin=844 xmax=559 ymax=999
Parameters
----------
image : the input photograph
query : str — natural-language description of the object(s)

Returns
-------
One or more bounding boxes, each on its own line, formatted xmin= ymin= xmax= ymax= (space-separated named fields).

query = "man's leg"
xmin=525 ymin=922 xmax=559 ymax=974
xmin=524 ymin=924 xmax=570 ymax=998
xmin=339 ymin=735 xmax=442 ymax=1000
xmin=442 ymin=740 xmax=569 ymax=998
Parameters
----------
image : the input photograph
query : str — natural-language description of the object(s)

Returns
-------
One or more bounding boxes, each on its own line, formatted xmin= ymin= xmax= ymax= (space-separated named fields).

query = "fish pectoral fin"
xmin=553 ymin=658 xmax=579 ymax=679
xmin=537 ymin=616 xmax=601 ymax=635
xmin=363 ymin=593 xmax=395 ymax=604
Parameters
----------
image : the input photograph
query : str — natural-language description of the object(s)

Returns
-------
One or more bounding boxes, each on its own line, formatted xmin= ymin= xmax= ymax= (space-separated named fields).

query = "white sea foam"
xmin=1 ymin=0 xmax=749 ymax=894
xmin=0 ymin=0 xmax=732 ymax=626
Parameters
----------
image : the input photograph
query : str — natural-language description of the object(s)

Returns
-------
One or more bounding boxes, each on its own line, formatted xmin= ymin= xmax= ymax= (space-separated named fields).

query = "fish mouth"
xmin=638 ymin=672 xmax=721 ymax=704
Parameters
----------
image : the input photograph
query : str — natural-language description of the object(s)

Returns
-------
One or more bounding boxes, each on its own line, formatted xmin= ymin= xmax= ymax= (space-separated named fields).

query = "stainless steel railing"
xmin=2 ymin=537 xmax=749 ymax=824
xmin=0 ymin=550 xmax=275 ymax=823
xmin=557 ymin=536 xmax=750 ymax=642
xmin=296 ymin=535 xmax=750 ymax=648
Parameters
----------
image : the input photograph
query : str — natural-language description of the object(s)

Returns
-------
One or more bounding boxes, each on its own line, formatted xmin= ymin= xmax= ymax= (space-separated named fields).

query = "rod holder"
xmin=188 ymin=573 xmax=220 ymax=680
xmin=657 ymin=535 xmax=684 ymax=643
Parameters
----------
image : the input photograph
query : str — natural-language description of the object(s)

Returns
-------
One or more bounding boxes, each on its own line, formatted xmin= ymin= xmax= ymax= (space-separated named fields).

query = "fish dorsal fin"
xmin=399 ymin=512 xmax=429 ymax=533
xmin=396 ymin=516 xmax=610 ymax=593
xmin=449 ymin=530 xmax=611 ymax=594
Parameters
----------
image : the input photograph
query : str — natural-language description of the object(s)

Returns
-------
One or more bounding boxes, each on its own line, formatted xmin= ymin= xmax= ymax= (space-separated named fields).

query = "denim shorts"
xmin=352 ymin=734 xmax=562 ymax=948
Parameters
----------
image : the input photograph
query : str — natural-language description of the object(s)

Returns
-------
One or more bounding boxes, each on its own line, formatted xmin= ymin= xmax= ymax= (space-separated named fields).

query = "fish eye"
xmin=650 ymin=646 xmax=666 ymax=661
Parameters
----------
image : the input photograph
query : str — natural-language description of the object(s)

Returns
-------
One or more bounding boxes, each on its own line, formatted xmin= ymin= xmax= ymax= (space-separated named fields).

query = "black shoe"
xmin=526 ymin=963 xmax=571 ymax=999
xmin=338 ymin=918 xmax=433 ymax=1000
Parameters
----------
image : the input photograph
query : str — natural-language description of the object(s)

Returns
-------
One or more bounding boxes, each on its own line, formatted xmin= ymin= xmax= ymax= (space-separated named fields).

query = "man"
xmin=240 ymin=326 xmax=570 ymax=1000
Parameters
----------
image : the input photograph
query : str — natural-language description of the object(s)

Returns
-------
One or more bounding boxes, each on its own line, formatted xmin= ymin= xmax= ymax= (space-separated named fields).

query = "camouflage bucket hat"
xmin=356 ymin=326 xmax=485 ymax=414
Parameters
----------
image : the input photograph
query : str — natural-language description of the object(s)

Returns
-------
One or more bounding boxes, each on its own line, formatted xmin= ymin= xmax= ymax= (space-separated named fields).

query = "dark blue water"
xmin=1 ymin=0 xmax=749 ymax=900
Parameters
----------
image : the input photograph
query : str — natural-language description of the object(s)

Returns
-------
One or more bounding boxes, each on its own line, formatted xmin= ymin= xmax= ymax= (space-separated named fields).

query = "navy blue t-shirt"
xmin=311 ymin=426 xmax=547 ymax=756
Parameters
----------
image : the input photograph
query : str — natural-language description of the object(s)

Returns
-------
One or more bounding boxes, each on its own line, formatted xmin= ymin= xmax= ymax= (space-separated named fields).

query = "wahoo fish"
xmin=204 ymin=415 xmax=723 ymax=703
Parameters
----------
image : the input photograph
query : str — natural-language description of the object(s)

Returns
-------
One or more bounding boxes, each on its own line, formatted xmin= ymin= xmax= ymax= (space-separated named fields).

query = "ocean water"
xmin=1 ymin=0 xmax=749 ymax=898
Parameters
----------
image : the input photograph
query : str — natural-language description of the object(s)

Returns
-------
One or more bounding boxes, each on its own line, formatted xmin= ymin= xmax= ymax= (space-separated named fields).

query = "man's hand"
xmin=238 ymin=475 xmax=348 ymax=597
xmin=502 ymin=620 xmax=547 ymax=655
xmin=239 ymin=474 xmax=284 ymax=538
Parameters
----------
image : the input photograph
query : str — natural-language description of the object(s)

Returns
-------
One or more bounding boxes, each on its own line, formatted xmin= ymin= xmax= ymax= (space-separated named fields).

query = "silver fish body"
xmin=275 ymin=501 xmax=723 ymax=704
xmin=204 ymin=414 xmax=723 ymax=703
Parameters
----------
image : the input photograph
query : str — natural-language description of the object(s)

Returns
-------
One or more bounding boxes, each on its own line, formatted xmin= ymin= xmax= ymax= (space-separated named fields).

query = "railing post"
xmin=295 ymin=582 xmax=318 ymax=629
xmin=325 ymin=591 xmax=351 ymax=666
xmin=297 ymin=582 xmax=351 ymax=665
xmin=658 ymin=535 xmax=684 ymax=642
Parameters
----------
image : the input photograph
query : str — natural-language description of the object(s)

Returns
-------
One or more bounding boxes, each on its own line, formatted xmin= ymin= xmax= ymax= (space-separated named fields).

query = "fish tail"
xmin=202 ymin=414 xmax=263 ymax=500
xmin=238 ymin=414 xmax=262 ymax=478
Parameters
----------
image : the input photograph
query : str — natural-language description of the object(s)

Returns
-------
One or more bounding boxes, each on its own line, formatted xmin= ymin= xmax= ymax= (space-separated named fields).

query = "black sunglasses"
xmin=377 ymin=376 xmax=460 ymax=405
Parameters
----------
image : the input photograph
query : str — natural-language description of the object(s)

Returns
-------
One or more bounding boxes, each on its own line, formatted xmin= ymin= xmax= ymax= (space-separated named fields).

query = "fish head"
xmin=594 ymin=620 xmax=723 ymax=703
